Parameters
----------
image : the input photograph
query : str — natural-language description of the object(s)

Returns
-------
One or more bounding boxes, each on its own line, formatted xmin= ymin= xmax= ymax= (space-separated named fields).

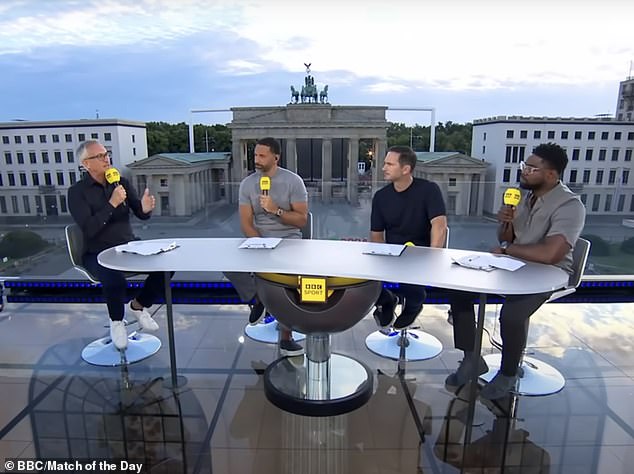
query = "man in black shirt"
xmin=68 ymin=140 xmax=169 ymax=350
xmin=371 ymin=146 xmax=447 ymax=329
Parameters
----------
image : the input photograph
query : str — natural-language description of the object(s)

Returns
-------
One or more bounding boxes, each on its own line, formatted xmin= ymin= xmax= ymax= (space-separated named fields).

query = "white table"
xmin=99 ymin=238 xmax=568 ymax=415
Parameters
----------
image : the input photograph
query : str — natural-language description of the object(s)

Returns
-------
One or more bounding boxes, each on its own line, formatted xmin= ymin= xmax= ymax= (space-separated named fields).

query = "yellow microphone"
xmin=503 ymin=188 xmax=521 ymax=207
xmin=260 ymin=176 xmax=271 ymax=195
xmin=105 ymin=167 xmax=126 ymax=206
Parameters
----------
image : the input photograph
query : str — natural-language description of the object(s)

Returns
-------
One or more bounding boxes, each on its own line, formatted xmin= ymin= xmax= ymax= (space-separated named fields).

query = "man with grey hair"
xmin=68 ymin=140 xmax=171 ymax=351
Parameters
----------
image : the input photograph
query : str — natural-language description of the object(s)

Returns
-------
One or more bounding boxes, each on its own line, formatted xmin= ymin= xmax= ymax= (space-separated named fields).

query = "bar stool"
xmin=480 ymin=238 xmax=591 ymax=395
xmin=243 ymin=213 xmax=313 ymax=345
xmin=65 ymin=224 xmax=161 ymax=367
xmin=365 ymin=229 xmax=449 ymax=361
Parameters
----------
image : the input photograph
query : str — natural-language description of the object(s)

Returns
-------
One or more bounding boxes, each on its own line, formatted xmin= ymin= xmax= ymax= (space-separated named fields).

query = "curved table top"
xmin=98 ymin=238 xmax=568 ymax=296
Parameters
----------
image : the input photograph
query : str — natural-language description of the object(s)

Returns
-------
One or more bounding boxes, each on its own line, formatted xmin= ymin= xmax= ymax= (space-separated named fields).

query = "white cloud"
xmin=220 ymin=59 xmax=266 ymax=76
xmin=366 ymin=82 xmax=409 ymax=93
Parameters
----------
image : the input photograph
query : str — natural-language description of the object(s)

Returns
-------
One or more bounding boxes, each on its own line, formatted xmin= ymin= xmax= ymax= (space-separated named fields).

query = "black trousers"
xmin=83 ymin=252 xmax=173 ymax=322
xmin=447 ymin=289 xmax=552 ymax=376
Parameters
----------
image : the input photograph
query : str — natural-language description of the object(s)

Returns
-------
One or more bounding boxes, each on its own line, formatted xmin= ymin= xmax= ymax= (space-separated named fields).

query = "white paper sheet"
xmin=116 ymin=241 xmax=179 ymax=256
xmin=452 ymin=254 xmax=525 ymax=272
xmin=238 ymin=237 xmax=282 ymax=249
xmin=362 ymin=242 xmax=406 ymax=257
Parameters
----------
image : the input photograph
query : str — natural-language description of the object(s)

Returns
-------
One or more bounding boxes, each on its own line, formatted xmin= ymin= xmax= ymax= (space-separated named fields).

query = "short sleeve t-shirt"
xmin=239 ymin=168 xmax=308 ymax=238
xmin=371 ymin=178 xmax=446 ymax=247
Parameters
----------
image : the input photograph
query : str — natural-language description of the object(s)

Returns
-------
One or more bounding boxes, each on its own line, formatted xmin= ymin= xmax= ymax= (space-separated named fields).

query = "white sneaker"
xmin=110 ymin=320 xmax=128 ymax=350
xmin=129 ymin=304 xmax=159 ymax=332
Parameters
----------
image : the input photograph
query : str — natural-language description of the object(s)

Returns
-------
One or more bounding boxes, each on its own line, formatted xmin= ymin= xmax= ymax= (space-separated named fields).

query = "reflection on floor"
xmin=0 ymin=300 xmax=632 ymax=473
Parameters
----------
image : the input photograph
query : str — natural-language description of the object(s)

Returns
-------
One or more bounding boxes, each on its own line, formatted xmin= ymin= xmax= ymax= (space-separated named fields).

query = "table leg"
xmin=163 ymin=271 xmax=186 ymax=388
xmin=464 ymin=292 xmax=487 ymax=444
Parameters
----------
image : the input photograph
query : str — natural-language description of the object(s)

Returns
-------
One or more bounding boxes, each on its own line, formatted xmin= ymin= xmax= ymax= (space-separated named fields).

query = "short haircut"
xmin=256 ymin=137 xmax=281 ymax=156
xmin=76 ymin=139 xmax=101 ymax=161
xmin=533 ymin=142 xmax=568 ymax=176
xmin=388 ymin=145 xmax=417 ymax=171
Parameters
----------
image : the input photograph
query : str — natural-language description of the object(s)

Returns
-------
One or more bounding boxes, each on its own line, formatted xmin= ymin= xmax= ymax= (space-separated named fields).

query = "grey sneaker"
xmin=279 ymin=339 xmax=305 ymax=357
xmin=480 ymin=372 xmax=518 ymax=400
xmin=445 ymin=355 xmax=489 ymax=387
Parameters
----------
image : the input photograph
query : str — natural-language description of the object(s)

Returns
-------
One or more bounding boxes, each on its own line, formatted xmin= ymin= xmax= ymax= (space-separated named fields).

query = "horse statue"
xmin=319 ymin=85 xmax=329 ymax=103
xmin=290 ymin=86 xmax=299 ymax=104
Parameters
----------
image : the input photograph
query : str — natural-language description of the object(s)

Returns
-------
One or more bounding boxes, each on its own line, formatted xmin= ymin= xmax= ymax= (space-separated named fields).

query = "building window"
xmin=598 ymin=149 xmax=606 ymax=161
xmin=626 ymin=149 xmax=633 ymax=161
xmin=17 ymin=152 xmax=24 ymax=164
xmin=65 ymin=134 xmax=72 ymax=142
xmin=32 ymin=172 xmax=39 ymax=186
xmin=27 ymin=135 xmax=34 ymax=144
xmin=572 ymin=149 xmax=580 ymax=160
xmin=160 ymin=178 xmax=168 ymax=187
xmin=78 ymin=133 xmax=85 ymax=141
xmin=29 ymin=152 xmax=36 ymax=164
xmin=60 ymin=195 xmax=68 ymax=213
xmin=505 ymin=146 xmax=512 ymax=163
xmin=601 ymin=131 xmax=609 ymax=140
xmin=34 ymin=195 xmax=42 ymax=214
xmin=561 ymin=131 xmax=569 ymax=139
xmin=132 ymin=134 xmax=136 ymax=143
xmin=8 ymin=173 xmax=16 ymax=186
xmin=14 ymin=136 xmax=21 ymax=144
xmin=42 ymin=151 xmax=49 ymax=163
xmin=19 ymin=172 xmax=27 ymax=186
xmin=503 ymin=169 xmax=511 ymax=182
xmin=39 ymin=134 xmax=47 ymax=143
xmin=104 ymin=132 xmax=112 ymax=141
xmin=623 ymin=170 xmax=629 ymax=185
xmin=592 ymin=194 xmax=600 ymax=212
xmin=520 ymin=130 xmax=527 ymax=139
xmin=585 ymin=149 xmax=593 ymax=161
xmin=614 ymin=132 xmax=622 ymax=140
xmin=582 ymin=170 xmax=590 ymax=184
xmin=56 ymin=171 xmax=65 ymax=186
xmin=506 ymin=130 xmax=514 ymax=139
xmin=91 ymin=133 xmax=98 ymax=139
xmin=23 ymin=196 xmax=30 ymax=214
xmin=0 ymin=196 xmax=5 ymax=213
xmin=617 ymin=194 xmax=625 ymax=212
xmin=44 ymin=172 xmax=52 ymax=186
xmin=54 ymin=151 xmax=61 ymax=163
xmin=588 ymin=131 xmax=595 ymax=140
xmin=449 ymin=178 xmax=457 ymax=187
xmin=580 ymin=194 xmax=587 ymax=205
xmin=4 ymin=152 xmax=11 ymax=164
xmin=515 ymin=169 xmax=521 ymax=182
xmin=628 ymin=132 xmax=634 ymax=140
xmin=0 ymin=174 xmax=2 ymax=186
xmin=52 ymin=134 xmax=59 ymax=143
xmin=67 ymin=151 xmax=74 ymax=163
xmin=547 ymin=131 xmax=555 ymax=139
xmin=569 ymin=169 xmax=577 ymax=183
xmin=604 ymin=194 xmax=612 ymax=212
xmin=608 ymin=169 xmax=616 ymax=185
xmin=11 ymin=196 xmax=18 ymax=213
xmin=612 ymin=149 xmax=620 ymax=161
xmin=533 ymin=130 xmax=541 ymax=139
xmin=2 ymin=136 xmax=8 ymax=144
xmin=574 ymin=131 xmax=582 ymax=140
xmin=482 ymin=145 xmax=485 ymax=154
xmin=69 ymin=171 xmax=77 ymax=184
xmin=133 ymin=147 xmax=137 ymax=156
xmin=595 ymin=170 xmax=603 ymax=185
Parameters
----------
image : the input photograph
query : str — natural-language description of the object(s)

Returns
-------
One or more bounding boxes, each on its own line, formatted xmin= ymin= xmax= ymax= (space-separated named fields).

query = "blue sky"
xmin=1 ymin=0 xmax=633 ymax=126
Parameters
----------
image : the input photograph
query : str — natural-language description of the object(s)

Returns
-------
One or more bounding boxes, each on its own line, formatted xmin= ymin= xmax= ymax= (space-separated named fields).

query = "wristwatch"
xmin=500 ymin=241 xmax=510 ymax=254
xmin=275 ymin=208 xmax=284 ymax=217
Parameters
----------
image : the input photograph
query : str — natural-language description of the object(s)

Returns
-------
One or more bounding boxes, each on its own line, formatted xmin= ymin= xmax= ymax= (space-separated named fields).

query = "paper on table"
xmin=238 ymin=237 xmax=282 ymax=249
xmin=452 ymin=254 xmax=525 ymax=272
xmin=116 ymin=241 xmax=179 ymax=256
xmin=362 ymin=242 xmax=406 ymax=257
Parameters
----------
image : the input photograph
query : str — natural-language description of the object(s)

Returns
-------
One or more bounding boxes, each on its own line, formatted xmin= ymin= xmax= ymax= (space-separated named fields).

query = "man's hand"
xmin=141 ymin=188 xmax=155 ymax=214
xmin=109 ymin=185 xmax=127 ymax=208
xmin=259 ymin=195 xmax=277 ymax=213
xmin=490 ymin=246 xmax=505 ymax=255
xmin=497 ymin=205 xmax=515 ymax=223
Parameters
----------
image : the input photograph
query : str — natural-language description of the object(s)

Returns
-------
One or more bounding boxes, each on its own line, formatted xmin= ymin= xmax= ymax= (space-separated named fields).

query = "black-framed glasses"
xmin=519 ymin=161 xmax=544 ymax=174
xmin=84 ymin=151 xmax=111 ymax=161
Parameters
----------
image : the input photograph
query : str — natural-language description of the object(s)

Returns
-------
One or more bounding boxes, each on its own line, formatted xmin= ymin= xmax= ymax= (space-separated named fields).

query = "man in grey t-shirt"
xmin=225 ymin=137 xmax=308 ymax=356
xmin=445 ymin=143 xmax=586 ymax=400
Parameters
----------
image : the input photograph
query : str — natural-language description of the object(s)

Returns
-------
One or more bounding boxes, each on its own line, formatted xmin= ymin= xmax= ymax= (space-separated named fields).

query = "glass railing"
xmin=1 ymin=179 xmax=633 ymax=280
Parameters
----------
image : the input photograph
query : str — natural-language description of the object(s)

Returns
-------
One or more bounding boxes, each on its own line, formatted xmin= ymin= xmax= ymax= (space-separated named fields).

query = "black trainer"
xmin=248 ymin=300 xmax=266 ymax=325
xmin=373 ymin=290 xmax=397 ymax=328
xmin=279 ymin=339 xmax=305 ymax=357
xmin=393 ymin=304 xmax=422 ymax=330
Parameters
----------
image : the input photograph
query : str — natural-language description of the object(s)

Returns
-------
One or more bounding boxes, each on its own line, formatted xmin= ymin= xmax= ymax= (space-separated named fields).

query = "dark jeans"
xmin=447 ymin=289 xmax=552 ymax=376
xmin=378 ymin=283 xmax=427 ymax=318
xmin=83 ymin=252 xmax=173 ymax=322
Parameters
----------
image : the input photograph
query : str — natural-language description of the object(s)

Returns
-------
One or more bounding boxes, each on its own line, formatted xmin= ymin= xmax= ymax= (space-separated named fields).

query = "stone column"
xmin=476 ymin=173 xmax=485 ymax=216
xmin=347 ymin=138 xmax=359 ymax=205
xmin=286 ymin=138 xmax=297 ymax=174
xmin=372 ymin=137 xmax=387 ymax=192
xmin=230 ymin=138 xmax=247 ymax=203
xmin=321 ymin=138 xmax=333 ymax=203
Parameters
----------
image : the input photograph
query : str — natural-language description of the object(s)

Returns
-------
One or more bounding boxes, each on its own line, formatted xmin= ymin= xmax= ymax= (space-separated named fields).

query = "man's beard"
xmin=519 ymin=179 xmax=536 ymax=190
